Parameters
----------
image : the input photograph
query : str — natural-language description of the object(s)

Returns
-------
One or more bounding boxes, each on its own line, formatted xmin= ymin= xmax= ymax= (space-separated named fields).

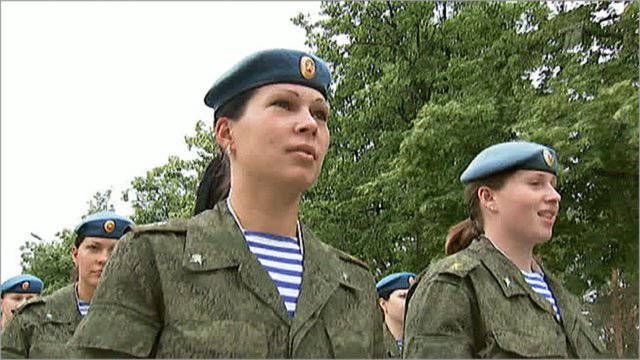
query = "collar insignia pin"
xmin=190 ymin=253 xmax=203 ymax=265
xmin=504 ymin=277 xmax=511 ymax=287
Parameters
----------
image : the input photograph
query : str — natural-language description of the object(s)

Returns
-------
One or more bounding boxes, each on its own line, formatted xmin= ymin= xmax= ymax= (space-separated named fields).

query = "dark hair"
xmin=445 ymin=171 xmax=512 ymax=255
xmin=193 ymin=88 xmax=257 ymax=215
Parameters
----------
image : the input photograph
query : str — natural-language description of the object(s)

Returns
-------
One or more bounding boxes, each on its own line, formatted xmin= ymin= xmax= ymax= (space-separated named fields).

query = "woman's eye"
xmin=272 ymin=100 xmax=290 ymax=110
xmin=312 ymin=111 xmax=328 ymax=122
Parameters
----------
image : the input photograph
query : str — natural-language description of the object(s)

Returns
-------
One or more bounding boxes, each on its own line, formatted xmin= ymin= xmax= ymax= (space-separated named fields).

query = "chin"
xmin=281 ymin=171 xmax=318 ymax=192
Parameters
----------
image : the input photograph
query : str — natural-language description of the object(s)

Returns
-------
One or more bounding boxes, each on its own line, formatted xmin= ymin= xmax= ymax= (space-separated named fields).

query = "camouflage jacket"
xmin=2 ymin=284 xmax=81 ymax=358
xmin=403 ymin=236 xmax=606 ymax=358
xmin=382 ymin=322 xmax=401 ymax=358
xmin=68 ymin=202 xmax=384 ymax=358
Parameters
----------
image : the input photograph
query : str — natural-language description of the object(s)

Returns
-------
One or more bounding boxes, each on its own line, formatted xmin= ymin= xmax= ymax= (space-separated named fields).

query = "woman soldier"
xmin=69 ymin=49 xmax=384 ymax=358
xmin=403 ymin=141 xmax=606 ymax=358
xmin=1 ymin=211 xmax=134 ymax=358
xmin=376 ymin=272 xmax=416 ymax=358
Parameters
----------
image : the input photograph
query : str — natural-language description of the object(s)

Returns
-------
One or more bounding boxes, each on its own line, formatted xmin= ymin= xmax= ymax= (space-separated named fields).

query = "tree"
xmin=123 ymin=120 xmax=217 ymax=224
xmin=295 ymin=1 xmax=637 ymax=355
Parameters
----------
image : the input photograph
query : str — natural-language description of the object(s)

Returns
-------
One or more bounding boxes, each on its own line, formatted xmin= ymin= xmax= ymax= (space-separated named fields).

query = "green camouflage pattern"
xmin=382 ymin=323 xmax=400 ymax=358
xmin=404 ymin=236 xmax=607 ymax=358
xmin=2 ymin=284 xmax=81 ymax=358
xmin=68 ymin=202 xmax=384 ymax=358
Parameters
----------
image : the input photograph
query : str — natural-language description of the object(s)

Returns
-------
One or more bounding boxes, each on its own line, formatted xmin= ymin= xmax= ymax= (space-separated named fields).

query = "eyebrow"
xmin=281 ymin=89 xmax=300 ymax=97
xmin=275 ymin=89 xmax=329 ymax=108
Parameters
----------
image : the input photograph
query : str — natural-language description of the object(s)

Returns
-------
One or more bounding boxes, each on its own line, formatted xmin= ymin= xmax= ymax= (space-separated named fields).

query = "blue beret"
xmin=74 ymin=211 xmax=134 ymax=240
xmin=376 ymin=272 xmax=417 ymax=298
xmin=1 ymin=274 xmax=43 ymax=296
xmin=460 ymin=141 xmax=559 ymax=184
xmin=204 ymin=48 xmax=332 ymax=117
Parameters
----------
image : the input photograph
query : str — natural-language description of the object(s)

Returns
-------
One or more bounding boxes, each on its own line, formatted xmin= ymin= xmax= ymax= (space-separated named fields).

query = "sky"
xmin=1 ymin=1 xmax=322 ymax=281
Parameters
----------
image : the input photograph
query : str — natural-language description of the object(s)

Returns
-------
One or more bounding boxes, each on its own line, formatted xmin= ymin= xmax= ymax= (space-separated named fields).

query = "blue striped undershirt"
xmin=74 ymin=284 xmax=90 ymax=317
xmin=226 ymin=197 xmax=304 ymax=318
xmin=521 ymin=270 xmax=561 ymax=321
xmin=77 ymin=300 xmax=90 ymax=317
xmin=244 ymin=231 xmax=303 ymax=317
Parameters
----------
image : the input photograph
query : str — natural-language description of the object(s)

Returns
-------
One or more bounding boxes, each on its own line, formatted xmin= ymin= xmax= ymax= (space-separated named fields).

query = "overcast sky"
xmin=1 ymin=1 xmax=322 ymax=281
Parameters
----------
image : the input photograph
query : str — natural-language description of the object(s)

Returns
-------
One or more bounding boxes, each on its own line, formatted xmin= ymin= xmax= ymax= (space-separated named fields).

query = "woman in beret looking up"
xmin=69 ymin=48 xmax=384 ymax=358
xmin=403 ymin=141 xmax=606 ymax=358
xmin=2 ymin=211 xmax=134 ymax=358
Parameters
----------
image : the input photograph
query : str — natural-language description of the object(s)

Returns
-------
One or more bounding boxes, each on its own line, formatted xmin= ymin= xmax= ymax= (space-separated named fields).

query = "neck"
xmin=229 ymin=176 xmax=300 ymax=237
xmin=385 ymin=318 xmax=404 ymax=341
xmin=483 ymin=224 xmax=535 ymax=272
xmin=76 ymin=280 xmax=95 ymax=303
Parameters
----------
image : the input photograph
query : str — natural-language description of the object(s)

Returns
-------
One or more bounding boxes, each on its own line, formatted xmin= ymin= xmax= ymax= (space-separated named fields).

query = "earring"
xmin=225 ymin=144 xmax=232 ymax=157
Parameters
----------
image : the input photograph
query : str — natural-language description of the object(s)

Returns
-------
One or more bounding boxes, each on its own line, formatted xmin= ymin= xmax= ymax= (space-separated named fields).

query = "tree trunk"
xmin=611 ymin=268 xmax=624 ymax=358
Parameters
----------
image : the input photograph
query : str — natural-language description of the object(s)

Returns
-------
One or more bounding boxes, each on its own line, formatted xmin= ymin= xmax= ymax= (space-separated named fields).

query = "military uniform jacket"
xmin=68 ymin=202 xmax=384 ymax=358
xmin=404 ymin=236 xmax=606 ymax=358
xmin=382 ymin=322 xmax=400 ymax=358
xmin=2 ymin=284 xmax=81 ymax=358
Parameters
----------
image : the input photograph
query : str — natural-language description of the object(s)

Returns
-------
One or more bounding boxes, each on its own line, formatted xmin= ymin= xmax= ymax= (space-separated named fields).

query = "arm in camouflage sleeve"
xmin=1 ymin=314 xmax=30 ymax=358
xmin=68 ymin=232 xmax=163 ymax=357
xmin=403 ymin=275 xmax=478 ymax=358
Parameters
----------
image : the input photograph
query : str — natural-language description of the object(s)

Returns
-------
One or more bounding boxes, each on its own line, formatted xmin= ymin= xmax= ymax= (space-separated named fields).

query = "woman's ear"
xmin=378 ymin=298 xmax=388 ymax=314
xmin=215 ymin=118 xmax=232 ymax=148
xmin=478 ymin=186 xmax=497 ymax=213
xmin=71 ymin=245 xmax=79 ymax=266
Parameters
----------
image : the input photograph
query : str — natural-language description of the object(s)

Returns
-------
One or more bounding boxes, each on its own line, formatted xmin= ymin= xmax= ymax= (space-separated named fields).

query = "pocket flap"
xmin=491 ymin=330 xmax=565 ymax=358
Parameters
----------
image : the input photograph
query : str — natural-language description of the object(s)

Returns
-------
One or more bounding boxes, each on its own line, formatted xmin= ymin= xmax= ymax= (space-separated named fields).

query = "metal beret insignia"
xmin=543 ymin=149 xmax=554 ymax=167
xmin=103 ymin=220 xmax=116 ymax=233
xmin=21 ymin=281 xmax=30 ymax=290
xmin=300 ymin=56 xmax=316 ymax=79
xmin=408 ymin=276 xmax=416 ymax=285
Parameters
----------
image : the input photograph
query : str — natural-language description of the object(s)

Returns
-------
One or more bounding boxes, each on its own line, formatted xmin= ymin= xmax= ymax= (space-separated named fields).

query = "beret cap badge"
xmin=103 ymin=220 xmax=116 ymax=233
xmin=21 ymin=281 xmax=30 ymax=291
xmin=300 ymin=56 xmax=316 ymax=79
xmin=543 ymin=149 xmax=555 ymax=167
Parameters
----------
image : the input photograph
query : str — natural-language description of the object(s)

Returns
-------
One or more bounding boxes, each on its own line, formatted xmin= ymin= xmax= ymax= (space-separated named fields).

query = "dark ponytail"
xmin=444 ymin=170 xmax=512 ymax=255
xmin=194 ymin=153 xmax=230 ymax=215
xmin=193 ymin=88 xmax=257 ymax=215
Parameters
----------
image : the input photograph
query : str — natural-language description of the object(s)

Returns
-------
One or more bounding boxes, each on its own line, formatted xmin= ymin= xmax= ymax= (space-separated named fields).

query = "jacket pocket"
xmin=572 ymin=317 xmax=607 ymax=357
xmin=325 ymin=325 xmax=370 ymax=359
xmin=482 ymin=329 xmax=566 ymax=358
xmin=157 ymin=320 xmax=268 ymax=358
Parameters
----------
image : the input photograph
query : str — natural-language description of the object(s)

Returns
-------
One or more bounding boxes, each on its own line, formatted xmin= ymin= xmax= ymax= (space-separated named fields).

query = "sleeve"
xmin=1 ymin=312 xmax=31 ymax=358
xmin=403 ymin=275 xmax=477 ymax=358
xmin=68 ymin=232 xmax=163 ymax=358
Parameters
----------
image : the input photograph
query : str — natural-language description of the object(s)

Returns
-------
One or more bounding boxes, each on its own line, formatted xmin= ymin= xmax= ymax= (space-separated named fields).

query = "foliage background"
xmin=19 ymin=1 xmax=638 ymax=357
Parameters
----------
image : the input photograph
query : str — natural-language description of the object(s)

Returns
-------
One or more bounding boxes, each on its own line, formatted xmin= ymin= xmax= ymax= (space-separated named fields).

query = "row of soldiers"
xmin=2 ymin=48 xmax=605 ymax=358
xmin=1 ymin=211 xmax=415 ymax=358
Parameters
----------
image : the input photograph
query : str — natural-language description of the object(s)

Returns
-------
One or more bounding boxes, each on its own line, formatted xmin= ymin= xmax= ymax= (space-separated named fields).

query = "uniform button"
xmin=342 ymin=272 xmax=349 ymax=281
xmin=45 ymin=313 xmax=53 ymax=320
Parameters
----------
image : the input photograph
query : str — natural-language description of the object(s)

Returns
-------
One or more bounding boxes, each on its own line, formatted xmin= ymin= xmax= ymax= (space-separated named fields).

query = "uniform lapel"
xmin=475 ymin=238 xmax=557 ymax=317
xmin=182 ymin=203 xmax=290 ymax=324
xmin=541 ymin=265 xmax=578 ymax=331
xmin=49 ymin=284 xmax=83 ymax=323
xmin=290 ymin=225 xmax=340 ymax=341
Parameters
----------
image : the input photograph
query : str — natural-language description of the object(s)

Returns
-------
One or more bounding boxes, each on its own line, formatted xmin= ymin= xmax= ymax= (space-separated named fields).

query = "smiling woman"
xmin=403 ymin=141 xmax=606 ymax=358
xmin=1 ymin=211 xmax=134 ymax=358
xmin=68 ymin=48 xmax=384 ymax=359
